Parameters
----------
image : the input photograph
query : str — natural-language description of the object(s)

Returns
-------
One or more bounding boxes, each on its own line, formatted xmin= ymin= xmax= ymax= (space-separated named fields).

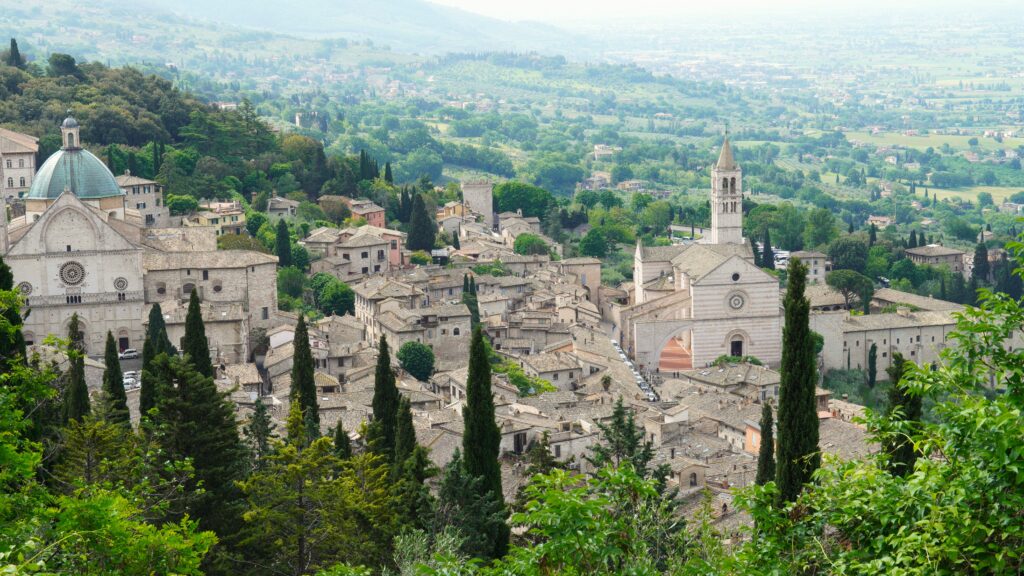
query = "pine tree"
xmin=149 ymin=353 xmax=247 ymax=548
xmin=884 ymin=353 xmax=922 ymax=478
xmin=384 ymin=162 xmax=393 ymax=183
xmin=275 ymin=218 xmax=292 ymax=268
xmin=102 ymin=331 xmax=129 ymax=426
xmin=586 ymin=396 xmax=657 ymax=476
xmin=289 ymin=315 xmax=319 ymax=442
xmin=462 ymin=326 xmax=508 ymax=558
xmin=141 ymin=303 xmax=175 ymax=416
xmin=182 ymin=290 xmax=213 ymax=378
xmin=755 ymin=402 xmax=775 ymax=485
xmin=973 ymin=242 xmax=989 ymax=284
xmin=369 ymin=335 xmax=399 ymax=458
xmin=775 ymin=258 xmax=820 ymax=504
xmin=868 ymin=342 xmax=878 ymax=389
xmin=243 ymin=397 xmax=276 ymax=469
xmin=333 ymin=422 xmax=352 ymax=459
xmin=6 ymin=38 xmax=24 ymax=68
xmin=407 ymin=193 xmax=436 ymax=252
xmin=64 ymin=314 xmax=90 ymax=424
xmin=761 ymin=228 xmax=775 ymax=270
xmin=0 ymin=255 xmax=25 ymax=370
xmin=435 ymin=450 xmax=506 ymax=561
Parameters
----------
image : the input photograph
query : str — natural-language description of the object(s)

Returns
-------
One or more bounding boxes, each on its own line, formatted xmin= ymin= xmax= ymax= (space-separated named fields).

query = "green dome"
xmin=26 ymin=148 xmax=124 ymax=200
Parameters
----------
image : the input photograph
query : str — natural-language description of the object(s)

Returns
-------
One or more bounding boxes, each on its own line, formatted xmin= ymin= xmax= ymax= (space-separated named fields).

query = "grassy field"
xmin=843 ymin=131 xmax=1024 ymax=152
xmin=924 ymin=185 xmax=1023 ymax=203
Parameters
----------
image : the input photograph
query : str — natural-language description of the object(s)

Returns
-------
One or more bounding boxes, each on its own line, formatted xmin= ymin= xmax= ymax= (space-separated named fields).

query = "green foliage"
xmin=493 ymin=181 xmax=555 ymax=218
xmin=776 ymin=258 xmax=819 ymax=503
xmin=493 ymin=360 xmax=555 ymax=396
xmin=883 ymin=353 xmax=922 ymax=477
xmin=828 ymin=236 xmax=869 ymax=273
xmin=63 ymin=314 xmax=90 ymax=424
xmin=166 ymin=193 xmax=199 ymax=215
xmin=277 ymin=265 xmax=306 ymax=299
xmin=826 ymin=268 xmax=875 ymax=310
xmin=218 ymin=233 xmax=270 ymax=252
xmin=868 ymin=343 xmax=878 ymax=389
xmin=512 ymin=233 xmax=550 ymax=255
xmin=141 ymin=303 xmax=175 ymax=416
xmin=434 ymin=450 xmax=507 ymax=561
xmin=243 ymin=398 xmax=276 ymax=470
xmin=586 ymin=396 xmax=664 ymax=483
xmin=579 ymin=228 xmax=608 ymax=257
xmin=973 ymin=241 xmax=989 ymax=282
xmin=397 ymin=341 xmax=436 ymax=381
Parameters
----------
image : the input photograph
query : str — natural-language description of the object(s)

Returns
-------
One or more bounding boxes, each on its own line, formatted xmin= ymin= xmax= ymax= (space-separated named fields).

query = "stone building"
xmin=615 ymin=138 xmax=783 ymax=372
xmin=462 ymin=180 xmax=494 ymax=228
xmin=0 ymin=116 xmax=277 ymax=361
xmin=905 ymin=245 xmax=966 ymax=277
xmin=0 ymin=127 xmax=38 ymax=199
xmin=115 ymin=172 xmax=170 ymax=227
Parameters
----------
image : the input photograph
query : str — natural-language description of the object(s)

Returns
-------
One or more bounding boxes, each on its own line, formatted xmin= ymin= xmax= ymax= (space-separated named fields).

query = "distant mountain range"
xmin=134 ymin=0 xmax=580 ymax=54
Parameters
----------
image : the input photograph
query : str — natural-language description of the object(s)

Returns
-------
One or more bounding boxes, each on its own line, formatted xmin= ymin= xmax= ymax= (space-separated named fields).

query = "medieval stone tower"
xmin=709 ymin=137 xmax=743 ymax=245
xmin=461 ymin=180 xmax=494 ymax=229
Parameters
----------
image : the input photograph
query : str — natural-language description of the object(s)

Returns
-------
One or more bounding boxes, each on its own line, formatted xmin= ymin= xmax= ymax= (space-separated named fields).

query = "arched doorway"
xmin=730 ymin=335 xmax=744 ymax=357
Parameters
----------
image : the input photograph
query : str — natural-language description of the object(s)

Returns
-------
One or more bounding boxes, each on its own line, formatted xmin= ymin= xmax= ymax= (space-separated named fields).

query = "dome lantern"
xmin=60 ymin=110 xmax=80 ymax=150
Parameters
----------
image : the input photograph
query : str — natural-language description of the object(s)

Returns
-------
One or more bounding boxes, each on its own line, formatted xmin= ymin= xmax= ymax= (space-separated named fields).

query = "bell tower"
xmin=710 ymin=136 xmax=743 ymax=245
xmin=60 ymin=111 xmax=80 ymax=150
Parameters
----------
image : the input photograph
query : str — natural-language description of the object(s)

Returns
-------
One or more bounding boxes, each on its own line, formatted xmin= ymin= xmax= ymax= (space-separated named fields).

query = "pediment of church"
xmin=7 ymin=191 xmax=138 ymax=257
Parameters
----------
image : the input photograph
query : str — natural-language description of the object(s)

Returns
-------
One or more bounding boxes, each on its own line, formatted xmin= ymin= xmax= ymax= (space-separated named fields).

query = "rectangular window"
xmin=554 ymin=445 xmax=561 ymax=458
xmin=373 ymin=265 xmax=380 ymax=272
xmin=361 ymin=267 xmax=368 ymax=274
xmin=361 ymin=251 xmax=368 ymax=259
xmin=261 ymin=307 xmax=269 ymax=320
xmin=202 ymin=270 xmax=209 ymax=280
xmin=390 ymin=240 xmax=397 ymax=249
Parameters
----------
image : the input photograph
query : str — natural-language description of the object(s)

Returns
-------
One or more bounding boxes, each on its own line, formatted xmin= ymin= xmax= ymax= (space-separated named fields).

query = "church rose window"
xmin=113 ymin=277 xmax=129 ymax=291
xmin=16 ymin=282 xmax=32 ymax=295
xmin=59 ymin=261 xmax=86 ymax=286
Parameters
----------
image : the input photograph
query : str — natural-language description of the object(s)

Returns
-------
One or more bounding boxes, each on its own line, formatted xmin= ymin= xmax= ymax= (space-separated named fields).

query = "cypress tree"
xmin=243 ymin=397 xmax=276 ymax=468
xmin=908 ymin=230 xmax=918 ymax=249
xmin=275 ymin=218 xmax=292 ymax=268
xmin=940 ymin=274 xmax=947 ymax=301
xmin=333 ymin=422 xmax=352 ymax=459
xmin=6 ymin=38 xmax=23 ymax=68
xmin=463 ymin=273 xmax=470 ymax=294
xmin=384 ymin=162 xmax=393 ymax=183
xmin=407 ymin=193 xmax=436 ymax=252
xmin=182 ymin=290 xmax=213 ymax=378
xmin=848 ymin=219 xmax=855 ymax=234
xmin=869 ymin=223 xmax=877 ymax=246
xmin=64 ymin=314 xmax=90 ymax=423
xmin=761 ymin=228 xmax=775 ymax=270
xmin=867 ymin=343 xmax=878 ymax=389
xmin=102 ymin=331 xmax=129 ymax=426
xmin=462 ymin=326 xmax=508 ymax=558
xmin=370 ymin=335 xmax=399 ymax=458
xmin=394 ymin=395 xmax=415 ymax=470
xmin=973 ymin=242 xmax=989 ymax=284
xmin=141 ymin=303 xmax=174 ymax=416
xmin=289 ymin=315 xmax=319 ymax=441
xmin=755 ymin=402 xmax=775 ymax=485
xmin=884 ymin=353 xmax=922 ymax=477
xmin=775 ymin=258 xmax=820 ymax=504
xmin=0 ymin=255 xmax=25 ymax=369
xmin=452 ymin=232 xmax=461 ymax=250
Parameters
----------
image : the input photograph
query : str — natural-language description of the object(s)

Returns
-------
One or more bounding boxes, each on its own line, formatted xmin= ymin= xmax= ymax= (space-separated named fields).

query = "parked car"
xmin=118 ymin=348 xmax=139 ymax=360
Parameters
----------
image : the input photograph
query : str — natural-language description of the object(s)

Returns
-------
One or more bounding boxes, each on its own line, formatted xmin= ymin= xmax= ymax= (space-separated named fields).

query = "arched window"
xmin=689 ymin=472 xmax=698 ymax=486
xmin=66 ymin=133 xmax=75 ymax=148
xmin=453 ymin=327 xmax=460 ymax=336
xmin=18 ymin=159 xmax=24 ymax=168
xmin=730 ymin=177 xmax=736 ymax=194
xmin=19 ymin=177 xmax=25 ymax=187
xmin=183 ymin=283 xmax=195 ymax=296
xmin=721 ymin=177 xmax=728 ymax=190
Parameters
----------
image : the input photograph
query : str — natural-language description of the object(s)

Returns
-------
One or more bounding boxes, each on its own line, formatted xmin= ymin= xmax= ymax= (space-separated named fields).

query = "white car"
xmin=118 ymin=348 xmax=139 ymax=360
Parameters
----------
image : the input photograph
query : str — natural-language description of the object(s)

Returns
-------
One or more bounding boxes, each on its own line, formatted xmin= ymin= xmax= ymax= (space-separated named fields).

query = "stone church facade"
xmin=0 ymin=116 xmax=278 ymax=362
xmin=617 ymin=138 xmax=783 ymax=371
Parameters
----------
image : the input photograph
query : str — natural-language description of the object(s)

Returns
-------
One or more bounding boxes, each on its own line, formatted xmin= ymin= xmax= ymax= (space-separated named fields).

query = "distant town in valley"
xmin=1 ymin=1 xmax=1022 ymax=574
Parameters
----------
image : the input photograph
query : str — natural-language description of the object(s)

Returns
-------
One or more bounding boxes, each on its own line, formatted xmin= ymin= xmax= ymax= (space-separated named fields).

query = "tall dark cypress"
xmin=775 ymin=258 xmax=820 ymax=504
xmin=394 ymin=395 xmax=415 ymax=470
xmin=289 ymin=315 xmax=319 ymax=441
xmin=755 ymin=402 xmax=775 ymax=485
xmin=463 ymin=273 xmax=470 ymax=294
xmin=761 ymin=228 xmax=775 ymax=270
xmin=462 ymin=326 xmax=508 ymax=558
xmin=884 ymin=353 xmax=922 ymax=477
xmin=370 ymin=335 xmax=399 ymax=458
xmin=141 ymin=303 xmax=174 ymax=416
xmin=407 ymin=193 xmax=436 ymax=252
xmin=64 ymin=314 xmax=90 ymax=423
xmin=908 ymin=230 xmax=918 ymax=249
xmin=275 ymin=218 xmax=292 ymax=268
xmin=384 ymin=162 xmax=393 ymax=183
xmin=102 ymin=331 xmax=129 ymax=426
xmin=867 ymin=343 xmax=878 ymax=389
xmin=869 ymin=224 xmax=877 ymax=246
xmin=333 ymin=422 xmax=352 ymax=459
xmin=7 ymin=38 xmax=23 ymax=68
xmin=182 ymin=290 xmax=214 ymax=378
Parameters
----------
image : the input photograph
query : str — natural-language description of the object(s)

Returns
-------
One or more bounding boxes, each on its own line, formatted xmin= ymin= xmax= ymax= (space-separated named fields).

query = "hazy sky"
xmin=428 ymin=0 xmax=1009 ymax=25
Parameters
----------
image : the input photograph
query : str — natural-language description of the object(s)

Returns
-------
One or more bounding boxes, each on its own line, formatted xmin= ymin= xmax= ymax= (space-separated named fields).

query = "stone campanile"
xmin=710 ymin=136 xmax=743 ymax=245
